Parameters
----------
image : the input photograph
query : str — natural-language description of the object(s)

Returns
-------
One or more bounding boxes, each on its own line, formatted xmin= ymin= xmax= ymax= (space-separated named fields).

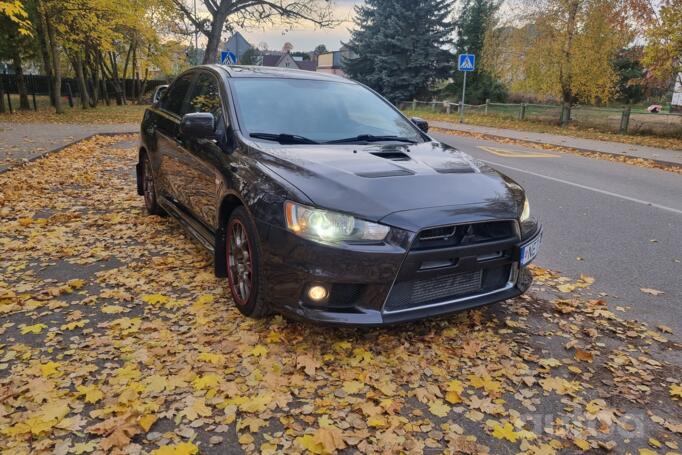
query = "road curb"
xmin=432 ymin=125 xmax=682 ymax=170
xmin=0 ymin=131 xmax=136 ymax=175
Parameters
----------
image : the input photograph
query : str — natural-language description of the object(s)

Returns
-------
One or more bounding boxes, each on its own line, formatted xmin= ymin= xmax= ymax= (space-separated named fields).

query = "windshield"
xmin=229 ymin=78 xmax=423 ymax=144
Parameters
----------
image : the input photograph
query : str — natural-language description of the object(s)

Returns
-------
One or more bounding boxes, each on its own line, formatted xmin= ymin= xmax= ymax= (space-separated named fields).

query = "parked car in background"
xmin=136 ymin=65 xmax=542 ymax=325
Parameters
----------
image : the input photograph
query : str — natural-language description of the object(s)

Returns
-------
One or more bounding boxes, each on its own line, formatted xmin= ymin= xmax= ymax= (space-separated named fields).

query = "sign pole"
xmin=460 ymin=70 xmax=467 ymax=124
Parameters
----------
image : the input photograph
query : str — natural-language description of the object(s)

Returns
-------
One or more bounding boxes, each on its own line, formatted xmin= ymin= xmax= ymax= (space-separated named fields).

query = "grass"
xmin=403 ymin=108 xmax=682 ymax=152
xmin=0 ymin=95 xmax=148 ymax=124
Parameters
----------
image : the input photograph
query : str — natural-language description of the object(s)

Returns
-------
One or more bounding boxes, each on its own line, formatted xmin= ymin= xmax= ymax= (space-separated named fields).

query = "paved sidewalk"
xmin=431 ymin=120 xmax=682 ymax=166
xmin=0 ymin=122 xmax=137 ymax=172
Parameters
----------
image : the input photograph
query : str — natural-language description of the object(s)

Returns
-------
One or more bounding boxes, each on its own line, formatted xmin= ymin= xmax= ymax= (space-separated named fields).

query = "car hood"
xmin=255 ymin=140 xmax=524 ymax=231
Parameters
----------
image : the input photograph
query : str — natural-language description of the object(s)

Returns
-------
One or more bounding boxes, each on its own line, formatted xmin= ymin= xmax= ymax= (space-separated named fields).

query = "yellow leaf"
xmin=197 ymin=352 xmax=225 ymax=364
xmin=638 ymin=449 xmax=657 ymax=455
xmin=367 ymin=416 xmax=387 ymax=428
xmin=250 ymin=344 xmax=268 ymax=357
xmin=72 ymin=441 xmax=98 ymax=454
xmin=144 ymin=375 xmax=168 ymax=394
xmin=239 ymin=393 xmax=272 ymax=413
xmin=445 ymin=390 xmax=462 ymax=404
xmin=68 ymin=279 xmax=86 ymax=289
xmin=151 ymin=442 xmax=199 ymax=455
xmin=61 ymin=319 xmax=88 ymax=331
xmin=342 ymin=380 xmax=364 ymax=394
xmin=239 ymin=433 xmax=255 ymax=444
xmin=446 ymin=379 xmax=464 ymax=393
xmin=428 ymin=400 xmax=450 ymax=417
xmin=182 ymin=397 xmax=212 ymax=421
xmin=76 ymin=384 xmax=103 ymax=404
xmin=491 ymin=422 xmax=520 ymax=442
xmin=102 ymin=305 xmax=125 ymax=314
xmin=21 ymin=323 xmax=48 ymax=334
xmin=40 ymin=361 xmax=62 ymax=377
xmin=142 ymin=293 xmax=170 ymax=305
xmin=193 ymin=373 xmax=220 ymax=391
xmin=139 ymin=414 xmax=157 ymax=432
xmin=670 ymin=384 xmax=682 ymax=398
xmin=295 ymin=434 xmax=325 ymax=454
xmin=574 ymin=439 xmax=591 ymax=450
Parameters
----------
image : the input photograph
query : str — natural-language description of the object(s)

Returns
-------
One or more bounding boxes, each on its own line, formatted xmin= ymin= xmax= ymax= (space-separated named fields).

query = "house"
xmin=257 ymin=53 xmax=317 ymax=71
xmin=316 ymin=47 xmax=356 ymax=77
xmin=223 ymin=32 xmax=253 ymax=62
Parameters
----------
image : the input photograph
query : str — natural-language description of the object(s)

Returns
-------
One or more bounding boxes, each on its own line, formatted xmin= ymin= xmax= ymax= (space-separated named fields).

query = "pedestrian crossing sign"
xmin=458 ymin=54 xmax=475 ymax=72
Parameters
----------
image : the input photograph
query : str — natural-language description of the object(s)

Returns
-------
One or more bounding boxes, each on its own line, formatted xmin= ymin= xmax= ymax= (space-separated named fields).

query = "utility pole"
xmin=193 ymin=0 xmax=198 ymax=64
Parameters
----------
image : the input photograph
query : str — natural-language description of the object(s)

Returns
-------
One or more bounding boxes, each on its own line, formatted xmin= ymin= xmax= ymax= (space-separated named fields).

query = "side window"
xmin=162 ymin=74 xmax=193 ymax=116
xmin=187 ymin=73 xmax=224 ymax=121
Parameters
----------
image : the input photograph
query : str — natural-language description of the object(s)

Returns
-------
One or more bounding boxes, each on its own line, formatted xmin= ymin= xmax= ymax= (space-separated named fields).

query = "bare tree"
xmin=172 ymin=0 xmax=336 ymax=64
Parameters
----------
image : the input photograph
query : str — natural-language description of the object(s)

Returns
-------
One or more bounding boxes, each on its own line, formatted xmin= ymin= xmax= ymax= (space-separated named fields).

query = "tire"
xmin=226 ymin=206 xmax=269 ymax=318
xmin=141 ymin=153 xmax=165 ymax=216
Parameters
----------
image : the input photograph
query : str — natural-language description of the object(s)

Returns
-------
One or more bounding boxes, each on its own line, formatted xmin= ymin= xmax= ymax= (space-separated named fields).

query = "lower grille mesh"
xmin=385 ymin=270 xmax=483 ymax=312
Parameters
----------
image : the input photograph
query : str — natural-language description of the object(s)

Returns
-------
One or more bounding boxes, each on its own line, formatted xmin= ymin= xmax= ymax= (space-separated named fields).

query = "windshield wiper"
xmin=325 ymin=134 xmax=417 ymax=144
xmin=250 ymin=132 xmax=319 ymax=144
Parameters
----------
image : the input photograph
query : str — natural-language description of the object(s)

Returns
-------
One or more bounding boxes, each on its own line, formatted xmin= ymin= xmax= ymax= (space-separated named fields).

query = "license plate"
xmin=520 ymin=234 xmax=542 ymax=266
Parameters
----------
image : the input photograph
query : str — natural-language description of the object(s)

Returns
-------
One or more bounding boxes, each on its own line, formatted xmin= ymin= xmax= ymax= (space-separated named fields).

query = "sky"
xmin=231 ymin=0 xmax=363 ymax=53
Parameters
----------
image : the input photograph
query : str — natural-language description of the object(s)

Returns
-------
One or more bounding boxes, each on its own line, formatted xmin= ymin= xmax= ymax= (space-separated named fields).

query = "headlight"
xmin=284 ymin=201 xmax=389 ymax=244
xmin=520 ymin=198 xmax=530 ymax=222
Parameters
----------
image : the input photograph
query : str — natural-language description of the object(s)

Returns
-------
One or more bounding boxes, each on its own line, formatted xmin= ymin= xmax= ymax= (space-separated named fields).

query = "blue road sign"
xmin=221 ymin=51 xmax=237 ymax=65
xmin=458 ymin=54 xmax=475 ymax=72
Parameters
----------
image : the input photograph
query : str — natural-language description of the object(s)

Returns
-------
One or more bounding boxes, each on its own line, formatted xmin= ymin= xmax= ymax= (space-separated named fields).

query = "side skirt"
xmin=158 ymin=196 xmax=216 ymax=254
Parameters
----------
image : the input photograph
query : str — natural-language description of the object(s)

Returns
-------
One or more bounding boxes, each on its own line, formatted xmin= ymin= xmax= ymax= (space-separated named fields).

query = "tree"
xmin=172 ymin=0 xmax=336 ymax=65
xmin=484 ymin=0 xmax=652 ymax=117
xmin=442 ymin=0 xmax=505 ymax=103
xmin=239 ymin=46 xmax=261 ymax=65
xmin=613 ymin=47 xmax=645 ymax=104
xmin=344 ymin=0 xmax=455 ymax=103
xmin=313 ymin=43 xmax=327 ymax=55
xmin=643 ymin=0 xmax=682 ymax=88
xmin=0 ymin=14 xmax=36 ymax=110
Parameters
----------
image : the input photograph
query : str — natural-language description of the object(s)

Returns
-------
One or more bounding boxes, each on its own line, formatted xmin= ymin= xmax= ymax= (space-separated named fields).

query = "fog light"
xmin=307 ymin=284 xmax=328 ymax=302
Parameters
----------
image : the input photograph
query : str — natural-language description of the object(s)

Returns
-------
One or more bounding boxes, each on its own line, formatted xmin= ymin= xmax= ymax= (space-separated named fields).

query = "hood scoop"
xmin=370 ymin=151 xmax=411 ymax=161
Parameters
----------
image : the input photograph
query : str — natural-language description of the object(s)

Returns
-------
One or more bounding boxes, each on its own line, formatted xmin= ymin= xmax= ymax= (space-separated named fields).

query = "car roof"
xmin=205 ymin=64 xmax=353 ymax=82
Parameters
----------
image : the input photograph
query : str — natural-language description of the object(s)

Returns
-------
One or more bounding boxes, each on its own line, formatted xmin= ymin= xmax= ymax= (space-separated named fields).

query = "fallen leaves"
xmin=0 ymin=136 xmax=679 ymax=454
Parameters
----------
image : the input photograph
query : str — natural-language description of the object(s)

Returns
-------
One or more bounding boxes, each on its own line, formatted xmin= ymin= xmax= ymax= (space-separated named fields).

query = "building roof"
xmin=296 ymin=60 xmax=317 ymax=72
xmin=224 ymin=32 xmax=252 ymax=60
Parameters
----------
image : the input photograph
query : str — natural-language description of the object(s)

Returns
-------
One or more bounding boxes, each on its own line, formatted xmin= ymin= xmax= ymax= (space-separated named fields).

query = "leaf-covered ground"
xmin=0 ymin=102 xmax=147 ymax=125
xmin=402 ymin=110 xmax=682 ymax=153
xmin=0 ymin=136 xmax=680 ymax=455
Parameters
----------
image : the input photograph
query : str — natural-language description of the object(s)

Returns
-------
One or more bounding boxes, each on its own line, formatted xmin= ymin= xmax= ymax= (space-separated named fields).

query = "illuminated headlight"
xmin=520 ymin=198 xmax=530 ymax=222
xmin=284 ymin=201 xmax=389 ymax=244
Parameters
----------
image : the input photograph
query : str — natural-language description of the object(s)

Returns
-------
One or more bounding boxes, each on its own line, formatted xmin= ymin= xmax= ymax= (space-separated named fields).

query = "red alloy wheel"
xmin=226 ymin=218 xmax=253 ymax=306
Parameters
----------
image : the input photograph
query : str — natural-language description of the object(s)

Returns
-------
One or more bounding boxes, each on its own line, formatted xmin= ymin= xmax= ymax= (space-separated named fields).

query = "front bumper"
xmin=256 ymin=220 xmax=540 ymax=326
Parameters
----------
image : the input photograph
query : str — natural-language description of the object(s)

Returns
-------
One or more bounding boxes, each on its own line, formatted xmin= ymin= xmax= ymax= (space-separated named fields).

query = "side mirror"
xmin=180 ymin=112 xmax=215 ymax=139
xmin=411 ymin=117 xmax=429 ymax=133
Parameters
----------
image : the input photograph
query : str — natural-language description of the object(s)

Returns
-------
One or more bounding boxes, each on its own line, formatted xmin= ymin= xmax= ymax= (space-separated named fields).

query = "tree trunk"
xmin=137 ymin=68 xmax=149 ymax=104
xmin=121 ymin=40 xmax=134 ymax=103
xmin=202 ymin=9 xmax=229 ymax=64
xmin=12 ymin=52 xmax=31 ymax=110
xmin=44 ymin=12 xmax=63 ymax=114
xmin=107 ymin=51 xmax=124 ymax=105
xmin=72 ymin=53 xmax=90 ymax=109
xmin=35 ymin=8 xmax=55 ymax=107
xmin=0 ymin=80 xmax=5 ymax=113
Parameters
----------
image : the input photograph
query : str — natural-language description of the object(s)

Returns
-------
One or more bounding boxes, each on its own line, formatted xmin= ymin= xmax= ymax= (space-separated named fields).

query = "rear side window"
xmin=162 ymin=74 xmax=193 ymax=115
xmin=187 ymin=73 xmax=224 ymax=121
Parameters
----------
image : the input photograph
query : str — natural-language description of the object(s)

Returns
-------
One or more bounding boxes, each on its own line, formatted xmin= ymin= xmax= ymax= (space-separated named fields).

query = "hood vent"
xmin=355 ymin=169 xmax=414 ymax=178
xmin=370 ymin=151 xmax=411 ymax=161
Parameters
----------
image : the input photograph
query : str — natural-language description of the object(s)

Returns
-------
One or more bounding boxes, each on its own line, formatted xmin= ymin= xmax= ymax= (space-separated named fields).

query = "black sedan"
xmin=136 ymin=65 xmax=542 ymax=325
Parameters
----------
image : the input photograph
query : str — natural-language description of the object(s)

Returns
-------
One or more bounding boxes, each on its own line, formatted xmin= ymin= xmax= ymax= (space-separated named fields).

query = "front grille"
xmin=414 ymin=221 xmax=515 ymax=250
xmin=383 ymin=266 xmax=511 ymax=313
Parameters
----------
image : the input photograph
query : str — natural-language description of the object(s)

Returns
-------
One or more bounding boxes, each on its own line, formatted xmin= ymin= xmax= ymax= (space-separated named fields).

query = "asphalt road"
xmin=431 ymin=131 xmax=682 ymax=336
